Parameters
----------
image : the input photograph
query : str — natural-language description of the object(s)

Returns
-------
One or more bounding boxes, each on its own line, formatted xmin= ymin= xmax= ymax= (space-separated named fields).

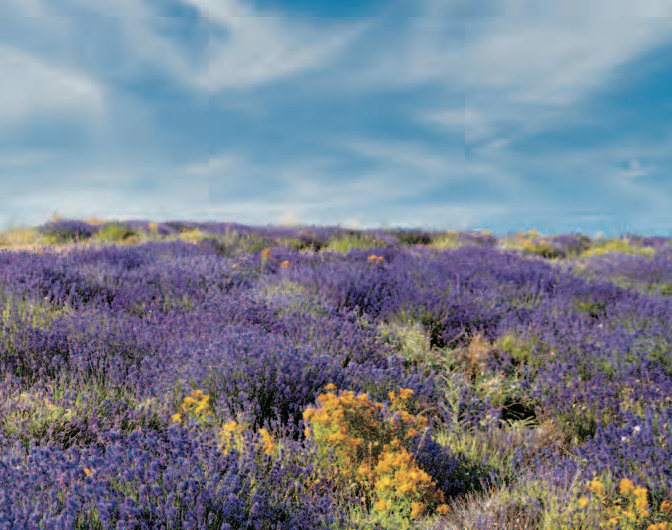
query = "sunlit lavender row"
xmin=1 ymin=219 xmax=671 ymax=530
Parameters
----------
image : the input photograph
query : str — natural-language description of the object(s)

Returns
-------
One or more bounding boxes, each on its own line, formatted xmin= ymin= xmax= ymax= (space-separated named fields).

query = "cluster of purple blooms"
xmin=0 ymin=221 xmax=670 ymax=529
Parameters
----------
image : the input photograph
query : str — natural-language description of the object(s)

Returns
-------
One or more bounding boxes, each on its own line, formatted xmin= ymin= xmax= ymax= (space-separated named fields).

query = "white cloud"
xmin=176 ymin=0 xmax=371 ymax=91
xmin=0 ymin=45 xmax=105 ymax=129
xmin=456 ymin=9 xmax=672 ymax=147
xmin=334 ymin=137 xmax=459 ymax=176
xmin=0 ymin=1 xmax=203 ymax=95
xmin=312 ymin=17 xmax=459 ymax=95
xmin=403 ymin=0 xmax=672 ymax=159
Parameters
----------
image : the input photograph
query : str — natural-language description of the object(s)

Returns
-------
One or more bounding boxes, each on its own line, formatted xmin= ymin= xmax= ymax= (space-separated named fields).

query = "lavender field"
xmin=1 ymin=219 xmax=672 ymax=530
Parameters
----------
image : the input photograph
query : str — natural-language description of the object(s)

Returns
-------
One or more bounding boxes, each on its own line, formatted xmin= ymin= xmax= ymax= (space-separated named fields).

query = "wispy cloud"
xmin=456 ymin=7 xmax=672 ymax=146
xmin=181 ymin=0 xmax=372 ymax=91
xmin=334 ymin=137 xmax=460 ymax=177
xmin=0 ymin=45 xmax=105 ymax=130
xmin=0 ymin=0 xmax=671 ymax=235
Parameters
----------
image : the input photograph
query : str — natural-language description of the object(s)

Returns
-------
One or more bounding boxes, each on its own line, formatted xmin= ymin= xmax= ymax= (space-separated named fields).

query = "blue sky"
xmin=0 ymin=0 xmax=671 ymax=237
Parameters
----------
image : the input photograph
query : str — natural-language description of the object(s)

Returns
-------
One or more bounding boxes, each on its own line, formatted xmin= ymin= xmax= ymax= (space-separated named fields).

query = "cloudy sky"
xmin=0 ymin=0 xmax=671 ymax=237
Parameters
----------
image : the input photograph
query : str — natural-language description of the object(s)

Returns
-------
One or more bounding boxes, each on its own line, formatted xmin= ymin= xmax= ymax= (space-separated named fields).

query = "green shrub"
xmin=389 ymin=230 xmax=434 ymax=246
xmin=93 ymin=222 xmax=137 ymax=243
xmin=522 ymin=241 xmax=565 ymax=259
xmin=177 ymin=228 xmax=210 ymax=243
xmin=581 ymin=238 xmax=656 ymax=258
xmin=431 ymin=232 xmax=462 ymax=250
xmin=324 ymin=231 xmax=389 ymax=253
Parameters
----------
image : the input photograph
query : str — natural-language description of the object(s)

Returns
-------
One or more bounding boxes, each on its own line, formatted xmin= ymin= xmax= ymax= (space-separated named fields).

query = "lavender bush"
xmin=0 ymin=223 xmax=671 ymax=529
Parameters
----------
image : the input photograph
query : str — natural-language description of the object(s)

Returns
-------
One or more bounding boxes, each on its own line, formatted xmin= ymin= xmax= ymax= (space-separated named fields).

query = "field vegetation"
xmin=0 ymin=219 xmax=671 ymax=529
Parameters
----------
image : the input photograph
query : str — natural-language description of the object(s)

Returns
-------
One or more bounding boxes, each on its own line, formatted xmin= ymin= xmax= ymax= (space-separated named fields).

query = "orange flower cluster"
xmin=303 ymin=383 xmax=449 ymax=521
xmin=578 ymin=477 xmax=672 ymax=530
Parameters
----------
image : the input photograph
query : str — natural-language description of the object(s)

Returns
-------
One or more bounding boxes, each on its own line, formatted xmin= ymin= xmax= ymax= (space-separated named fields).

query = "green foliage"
xmin=283 ymin=237 xmax=312 ymax=251
xmin=388 ymin=230 xmax=434 ymax=246
xmin=655 ymin=282 xmax=672 ymax=297
xmin=581 ymin=239 xmax=656 ymax=258
xmin=572 ymin=298 xmax=608 ymax=320
xmin=522 ymin=241 xmax=565 ymax=260
xmin=177 ymin=227 xmax=210 ymax=243
xmin=200 ymin=231 xmax=278 ymax=257
xmin=496 ymin=333 xmax=538 ymax=367
xmin=324 ymin=231 xmax=390 ymax=253
xmin=376 ymin=320 xmax=439 ymax=373
xmin=430 ymin=232 xmax=462 ymax=250
xmin=93 ymin=222 xmax=137 ymax=243
xmin=279 ymin=232 xmax=325 ymax=252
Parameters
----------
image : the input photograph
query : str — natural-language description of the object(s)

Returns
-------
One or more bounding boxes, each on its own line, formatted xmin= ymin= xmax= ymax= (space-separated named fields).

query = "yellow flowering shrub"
xmin=579 ymin=477 xmax=672 ymax=530
xmin=302 ymin=383 xmax=449 ymax=521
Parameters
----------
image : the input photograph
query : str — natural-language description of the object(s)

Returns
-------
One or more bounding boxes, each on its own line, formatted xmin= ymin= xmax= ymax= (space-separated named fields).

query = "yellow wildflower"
xmin=648 ymin=523 xmax=672 ymax=530
xmin=376 ymin=476 xmax=393 ymax=490
xmin=410 ymin=502 xmax=424 ymax=519
xmin=259 ymin=428 xmax=276 ymax=455
xmin=635 ymin=486 xmax=649 ymax=515
xmin=589 ymin=479 xmax=605 ymax=496
xmin=620 ymin=478 xmax=635 ymax=495
xmin=375 ymin=499 xmax=388 ymax=513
